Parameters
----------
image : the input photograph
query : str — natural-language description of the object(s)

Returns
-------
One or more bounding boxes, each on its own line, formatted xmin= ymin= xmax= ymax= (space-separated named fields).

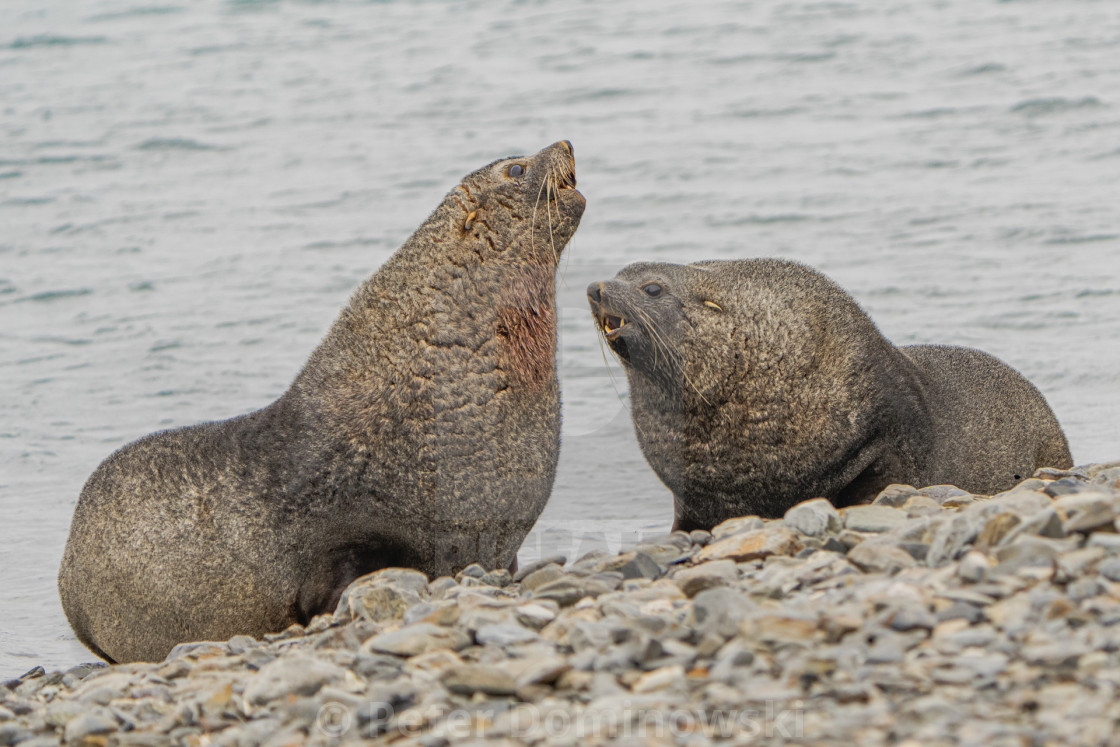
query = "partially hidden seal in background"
xmin=59 ymin=141 xmax=585 ymax=663
xmin=588 ymin=258 xmax=1073 ymax=532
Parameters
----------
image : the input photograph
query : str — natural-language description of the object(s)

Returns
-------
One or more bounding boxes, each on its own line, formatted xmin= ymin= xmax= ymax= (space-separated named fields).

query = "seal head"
xmin=589 ymin=259 xmax=1072 ymax=531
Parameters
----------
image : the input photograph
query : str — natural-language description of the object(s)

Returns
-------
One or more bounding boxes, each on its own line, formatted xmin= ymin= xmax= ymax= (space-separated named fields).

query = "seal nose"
xmin=560 ymin=140 xmax=574 ymax=156
xmin=587 ymin=281 xmax=604 ymax=305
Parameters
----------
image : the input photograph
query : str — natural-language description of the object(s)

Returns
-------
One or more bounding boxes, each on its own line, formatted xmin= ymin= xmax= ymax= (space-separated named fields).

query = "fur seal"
xmin=588 ymin=258 xmax=1072 ymax=531
xmin=59 ymin=141 xmax=584 ymax=663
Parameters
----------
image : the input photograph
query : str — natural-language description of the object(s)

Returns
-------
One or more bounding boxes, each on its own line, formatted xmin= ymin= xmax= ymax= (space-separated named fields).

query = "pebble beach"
xmin=4 ymin=462 xmax=1120 ymax=746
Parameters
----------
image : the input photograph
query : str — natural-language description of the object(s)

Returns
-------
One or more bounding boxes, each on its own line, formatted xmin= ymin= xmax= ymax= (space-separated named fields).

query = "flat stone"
xmin=918 ymin=485 xmax=971 ymax=503
xmin=344 ymin=584 xmax=422 ymax=623
xmin=0 ymin=725 xmax=33 ymax=747
xmin=696 ymin=526 xmax=802 ymax=563
xmin=974 ymin=512 xmax=1022 ymax=550
xmin=1011 ymin=508 xmax=1065 ymax=540
xmin=534 ymin=576 xmax=614 ymax=606
xmin=441 ymin=664 xmax=517 ymax=696
xmin=334 ymin=568 xmax=429 ymax=621
xmin=60 ymin=663 xmax=108 ymax=690
xmin=958 ymin=550 xmax=992 ymax=583
xmin=1044 ymin=477 xmax=1087 ymax=497
xmin=899 ymin=542 xmax=930 ymax=561
xmin=1057 ymin=492 xmax=1120 ymax=533
xmin=690 ymin=587 xmax=756 ymax=639
xmin=481 ymin=569 xmax=512 ymax=587
xmin=1088 ymin=532 xmax=1120 ymax=551
xmin=475 ymin=622 xmax=539 ymax=647
xmin=244 ymin=654 xmax=347 ymax=705
xmin=515 ymin=603 xmax=557 ymax=629
xmin=843 ymin=505 xmax=908 ymax=533
xmin=570 ymin=621 xmax=629 ymax=652
xmin=937 ymin=601 xmax=985 ymax=624
xmin=63 ymin=711 xmax=118 ymax=743
xmin=350 ymin=567 xmax=430 ymax=595
xmin=458 ymin=563 xmax=486 ymax=579
xmin=689 ymin=530 xmax=712 ymax=546
xmin=710 ymin=516 xmax=764 ymax=540
xmin=428 ymin=576 xmax=458 ymax=598
xmin=889 ymin=605 xmax=937 ymax=631
xmin=362 ymin=623 xmax=471 ymax=657
xmin=631 ymin=664 xmax=684 ymax=694
xmin=1021 ymin=643 xmax=1086 ymax=668
xmin=847 ymin=541 xmax=917 ymax=574
xmin=627 ymin=543 xmax=691 ymax=567
xmin=513 ymin=556 xmax=567 ymax=582
xmin=43 ymin=701 xmax=87 ymax=728
xmin=612 ymin=552 xmax=664 ymax=580
xmin=993 ymin=536 xmax=1062 ymax=573
xmin=520 ymin=564 xmax=564 ymax=591
xmin=784 ymin=498 xmax=842 ymax=537
xmin=739 ymin=610 xmax=819 ymax=642
xmin=1099 ymin=556 xmax=1120 ymax=582
xmin=165 ymin=641 xmax=228 ymax=660
xmin=513 ymin=656 xmax=571 ymax=687
xmin=672 ymin=559 xmax=738 ymax=597
xmin=866 ymin=635 xmax=906 ymax=664
xmin=927 ymin=513 xmax=981 ymax=566
xmin=873 ymin=484 xmax=919 ymax=507
xmin=903 ymin=495 xmax=941 ymax=517
xmin=1057 ymin=546 xmax=1107 ymax=576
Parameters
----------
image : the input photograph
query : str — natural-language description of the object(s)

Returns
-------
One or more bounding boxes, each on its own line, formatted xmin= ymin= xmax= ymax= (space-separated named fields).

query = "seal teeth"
xmin=602 ymin=314 xmax=626 ymax=336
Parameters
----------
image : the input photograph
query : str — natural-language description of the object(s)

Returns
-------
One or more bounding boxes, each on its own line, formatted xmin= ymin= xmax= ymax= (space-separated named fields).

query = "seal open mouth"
xmin=548 ymin=151 xmax=579 ymax=199
xmin=601 ymin=313 xmax=627 ymax=338
xmin=596 ymin=312 xmax=632 ymax=362
xmin=558 ymin=167 xmax=577 ymax=190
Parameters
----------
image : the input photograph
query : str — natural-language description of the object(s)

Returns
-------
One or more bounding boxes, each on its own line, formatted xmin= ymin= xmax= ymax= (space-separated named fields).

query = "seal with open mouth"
xmin=59 ymin=141 xmax=585 ymax=663
xmin=588 ymin=258 xmax=1072 ymax=531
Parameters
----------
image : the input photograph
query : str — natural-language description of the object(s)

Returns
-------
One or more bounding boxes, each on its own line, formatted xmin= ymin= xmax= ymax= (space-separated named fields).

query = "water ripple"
xmin=4 ymin=35 xmax=108 ymax=49
xmin=135 ymin=138 xmax=226 ymax=151
xmin=1011 ymin=96 xmax=1105 ymax=117
xmin=14 ymin=289 xmax=93 ymax=304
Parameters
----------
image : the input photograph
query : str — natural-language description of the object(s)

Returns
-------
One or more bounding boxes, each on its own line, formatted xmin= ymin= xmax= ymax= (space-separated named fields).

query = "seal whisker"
xmin=529 ymin=170 xmax=549 ymax=258
xmin=632 ymin=306 xmax=677 ymax=371
xmin=544 ymin=171 xmax=560 ymax=265
xmin=632 ymin=305 xmax=711 ymax=407
xmin=594 ymin=328 xmax=631 ymax=407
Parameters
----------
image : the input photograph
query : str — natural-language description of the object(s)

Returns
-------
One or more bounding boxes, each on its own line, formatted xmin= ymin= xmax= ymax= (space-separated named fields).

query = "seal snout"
xmin=547 ymin=141 xmax=578 ymax=193
xmin=587 ymin=282 xmax=629 ymax=339
xmin=587 ymin=281 xmax=603 ymax=304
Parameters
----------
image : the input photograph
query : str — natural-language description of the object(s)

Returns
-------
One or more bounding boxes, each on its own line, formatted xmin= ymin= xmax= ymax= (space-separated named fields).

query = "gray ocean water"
xmin=2 ymin=0 xmax=1118 ymax=674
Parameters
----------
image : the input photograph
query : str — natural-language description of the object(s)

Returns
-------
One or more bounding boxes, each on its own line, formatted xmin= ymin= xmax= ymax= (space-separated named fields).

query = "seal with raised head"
xmin=588 ymin=258 xmax=1072 ymax=531
xmin=59 ymin=141 xmax=585 ymax=663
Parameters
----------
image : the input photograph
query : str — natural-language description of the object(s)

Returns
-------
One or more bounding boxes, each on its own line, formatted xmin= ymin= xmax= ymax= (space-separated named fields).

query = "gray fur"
xmin=588 ymin=258 xmax=1072 ymax=531
xmin=59 ymin=142 xmax=584 ymax=663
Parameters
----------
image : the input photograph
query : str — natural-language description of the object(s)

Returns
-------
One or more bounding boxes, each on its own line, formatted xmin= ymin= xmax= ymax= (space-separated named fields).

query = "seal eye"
xmin=507 ymin=164 xmax=526 ymax=178
xmin=642 ymin=282 xmax=663 ymax=298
